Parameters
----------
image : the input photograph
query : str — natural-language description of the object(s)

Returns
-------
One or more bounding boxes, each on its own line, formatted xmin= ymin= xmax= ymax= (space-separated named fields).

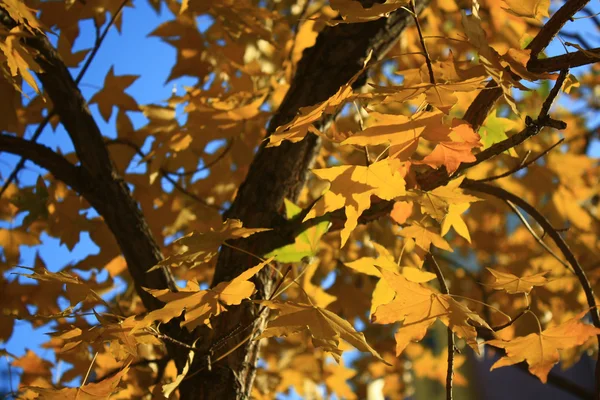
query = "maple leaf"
xmin=487 ymin=312 xmax=600 ymax=382
xmin=268 ymin=82 xmax=354 ymax=147
xmin=266 ymin=199 xmax=331 ymax=263
xmin=154 ymin=219 xmax=269 ymax=270
xmin=411 ymin=346 xmax=468 ymax=387
xmin=408 ymin=176 xmax=480 ymax=222
xmin=390 ymin=200 xmax=413 ymax=224
xmin=257 ymin=299 xmax=386 ymax=363
xmin=0 ymin=28 xmax=43 ymax=95
xmin=268 ymin=52 xmax=372 ymax=147
xmin=1 ymin=0 xmax=42 ymax=32
xmin=479 ymin=111 xmax=520 ymax=155
xmin=399 ymin=222 xmax=452 ymax=252
xmin=0 ymin=228 xmax=40 ymax=264
xmin=306 ymin=158 xmax=406 ymax=246
xmin=142 ymin=258 xmax=271 ymax=330
xmin=417 ymin=122 xmax=482 ymax=174
xmin=344 ymin=241 xmax=436 ymax=283
xmin=16 ymin=265 xmax=109 ymax=308
xmin=27 ymin=363 xmax=130 ymax=399
xmin=372 ymin=270 xmax=489 ymax=355
xmin=9 ymin=176 xmax=49 ymax=228
xmin=330 ymin=0 xmax=409 ymax=23
xmin=485 ymin=267 xmax=548 ymax=294
xmin=89 ymin=66 xmax=139 ymax=122
xmin=345 ymin=242 xmax=435 ymax=315
xmin=53 ymin=314 xmax=161 ymax=360
xmin=342 ymin=110 xmax=445 ymax=160
xmin=324 ymin=362 xmax=357 ymax=399
xmin=441 ymin=203 xmax=472 ymax=242
xmin=502 ymin=0 xmax=550 ymax=20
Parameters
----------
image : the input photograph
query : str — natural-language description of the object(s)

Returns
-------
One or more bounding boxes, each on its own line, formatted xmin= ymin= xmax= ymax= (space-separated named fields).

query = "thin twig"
xmin=105 ymin=138 xmax=222 ymax=210
xmin=81 ymin=351 xmax=98 ymax=387
xmin=504 ymin=200 xmax=572 ymax=271
xmin=426 ymin=254 xmax=453 ymax=400
xmin=410 ymin=0 xmax=435 ymax=85
xmin=475 ymin=139 xmax=564 ymax=183
xmin=539 ymin=69 xmax=569 ymax=118
xmin=166 ymin=139 xmax=233 ymax=177
xmin=490 ymin=307 xmax=529 ymax=332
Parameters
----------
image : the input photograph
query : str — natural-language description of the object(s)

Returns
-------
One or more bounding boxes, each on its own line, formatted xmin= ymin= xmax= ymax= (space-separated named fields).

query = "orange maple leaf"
xmin=487 ymin=311 xmax=600 ymax=382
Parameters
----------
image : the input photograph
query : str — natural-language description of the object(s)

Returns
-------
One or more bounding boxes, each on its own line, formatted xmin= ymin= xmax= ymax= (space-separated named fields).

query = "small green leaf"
xmin=266 ymin=199 xmax=331 ymax=262
xmin=479 ymin=111 xmax=519 ymax=157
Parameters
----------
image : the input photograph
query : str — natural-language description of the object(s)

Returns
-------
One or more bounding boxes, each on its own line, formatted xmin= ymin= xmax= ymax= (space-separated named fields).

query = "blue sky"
xmin=1 ymin=0 xmax=599 ymax=396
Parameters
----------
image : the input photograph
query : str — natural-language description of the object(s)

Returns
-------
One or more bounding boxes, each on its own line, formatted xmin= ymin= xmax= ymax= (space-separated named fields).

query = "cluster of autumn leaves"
xmin=1 ymin=0 xmax=600 ymax=398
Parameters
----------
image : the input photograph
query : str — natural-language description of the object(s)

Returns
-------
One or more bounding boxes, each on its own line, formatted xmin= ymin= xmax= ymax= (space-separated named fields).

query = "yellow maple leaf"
xmin=485 ymin=267 xmax=548 ymax=294
xmin=154 ymin=219 xmax=269 ymax=269
xmin=142 ymin=258 xmax=271 ymax=330
xmin=257 ymin=299 xmax=385 ymax=362
xmin=487 ymin=311 xmax=600 ymax=382
xmin=0 ymin=30 xmax=43 ymax=95
xmin=441 ymin=203 xmax=472 ymax=242
xmin=409 ymin=176 xmax=480 ymax=222
xmin=324 ymin=362 xmax=357 ymax=399
xmin=342 ymin=110 xmax=445 ymax=160
xmin=390 ymin=200 xmax=413 ymax=224
xmin=399 ymin=222 xmax=452 ymax=252
xmin=502 ymin=0 xmax=550 ymax=20
xmin=345 ymin=242 xmax=436 ymax=315
xmin=330 ymin=0 xmax=409 ymax=23
xmin=372 ymin=270 xmax=489 ymax=355
xmin=306 ymin=158 xmax=406 ymax=246
xmin=344 ymin=241 xmax=436 ymax=282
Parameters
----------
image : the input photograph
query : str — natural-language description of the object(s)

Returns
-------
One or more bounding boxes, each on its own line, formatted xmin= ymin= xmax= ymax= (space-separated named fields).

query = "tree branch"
xmin=0 ymin=133 xmax=87 ymax=194
xmin=528 ymin=47 xmax=600 ymax=73
xmin=527 ymin=0 xmax=591 ymax=58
